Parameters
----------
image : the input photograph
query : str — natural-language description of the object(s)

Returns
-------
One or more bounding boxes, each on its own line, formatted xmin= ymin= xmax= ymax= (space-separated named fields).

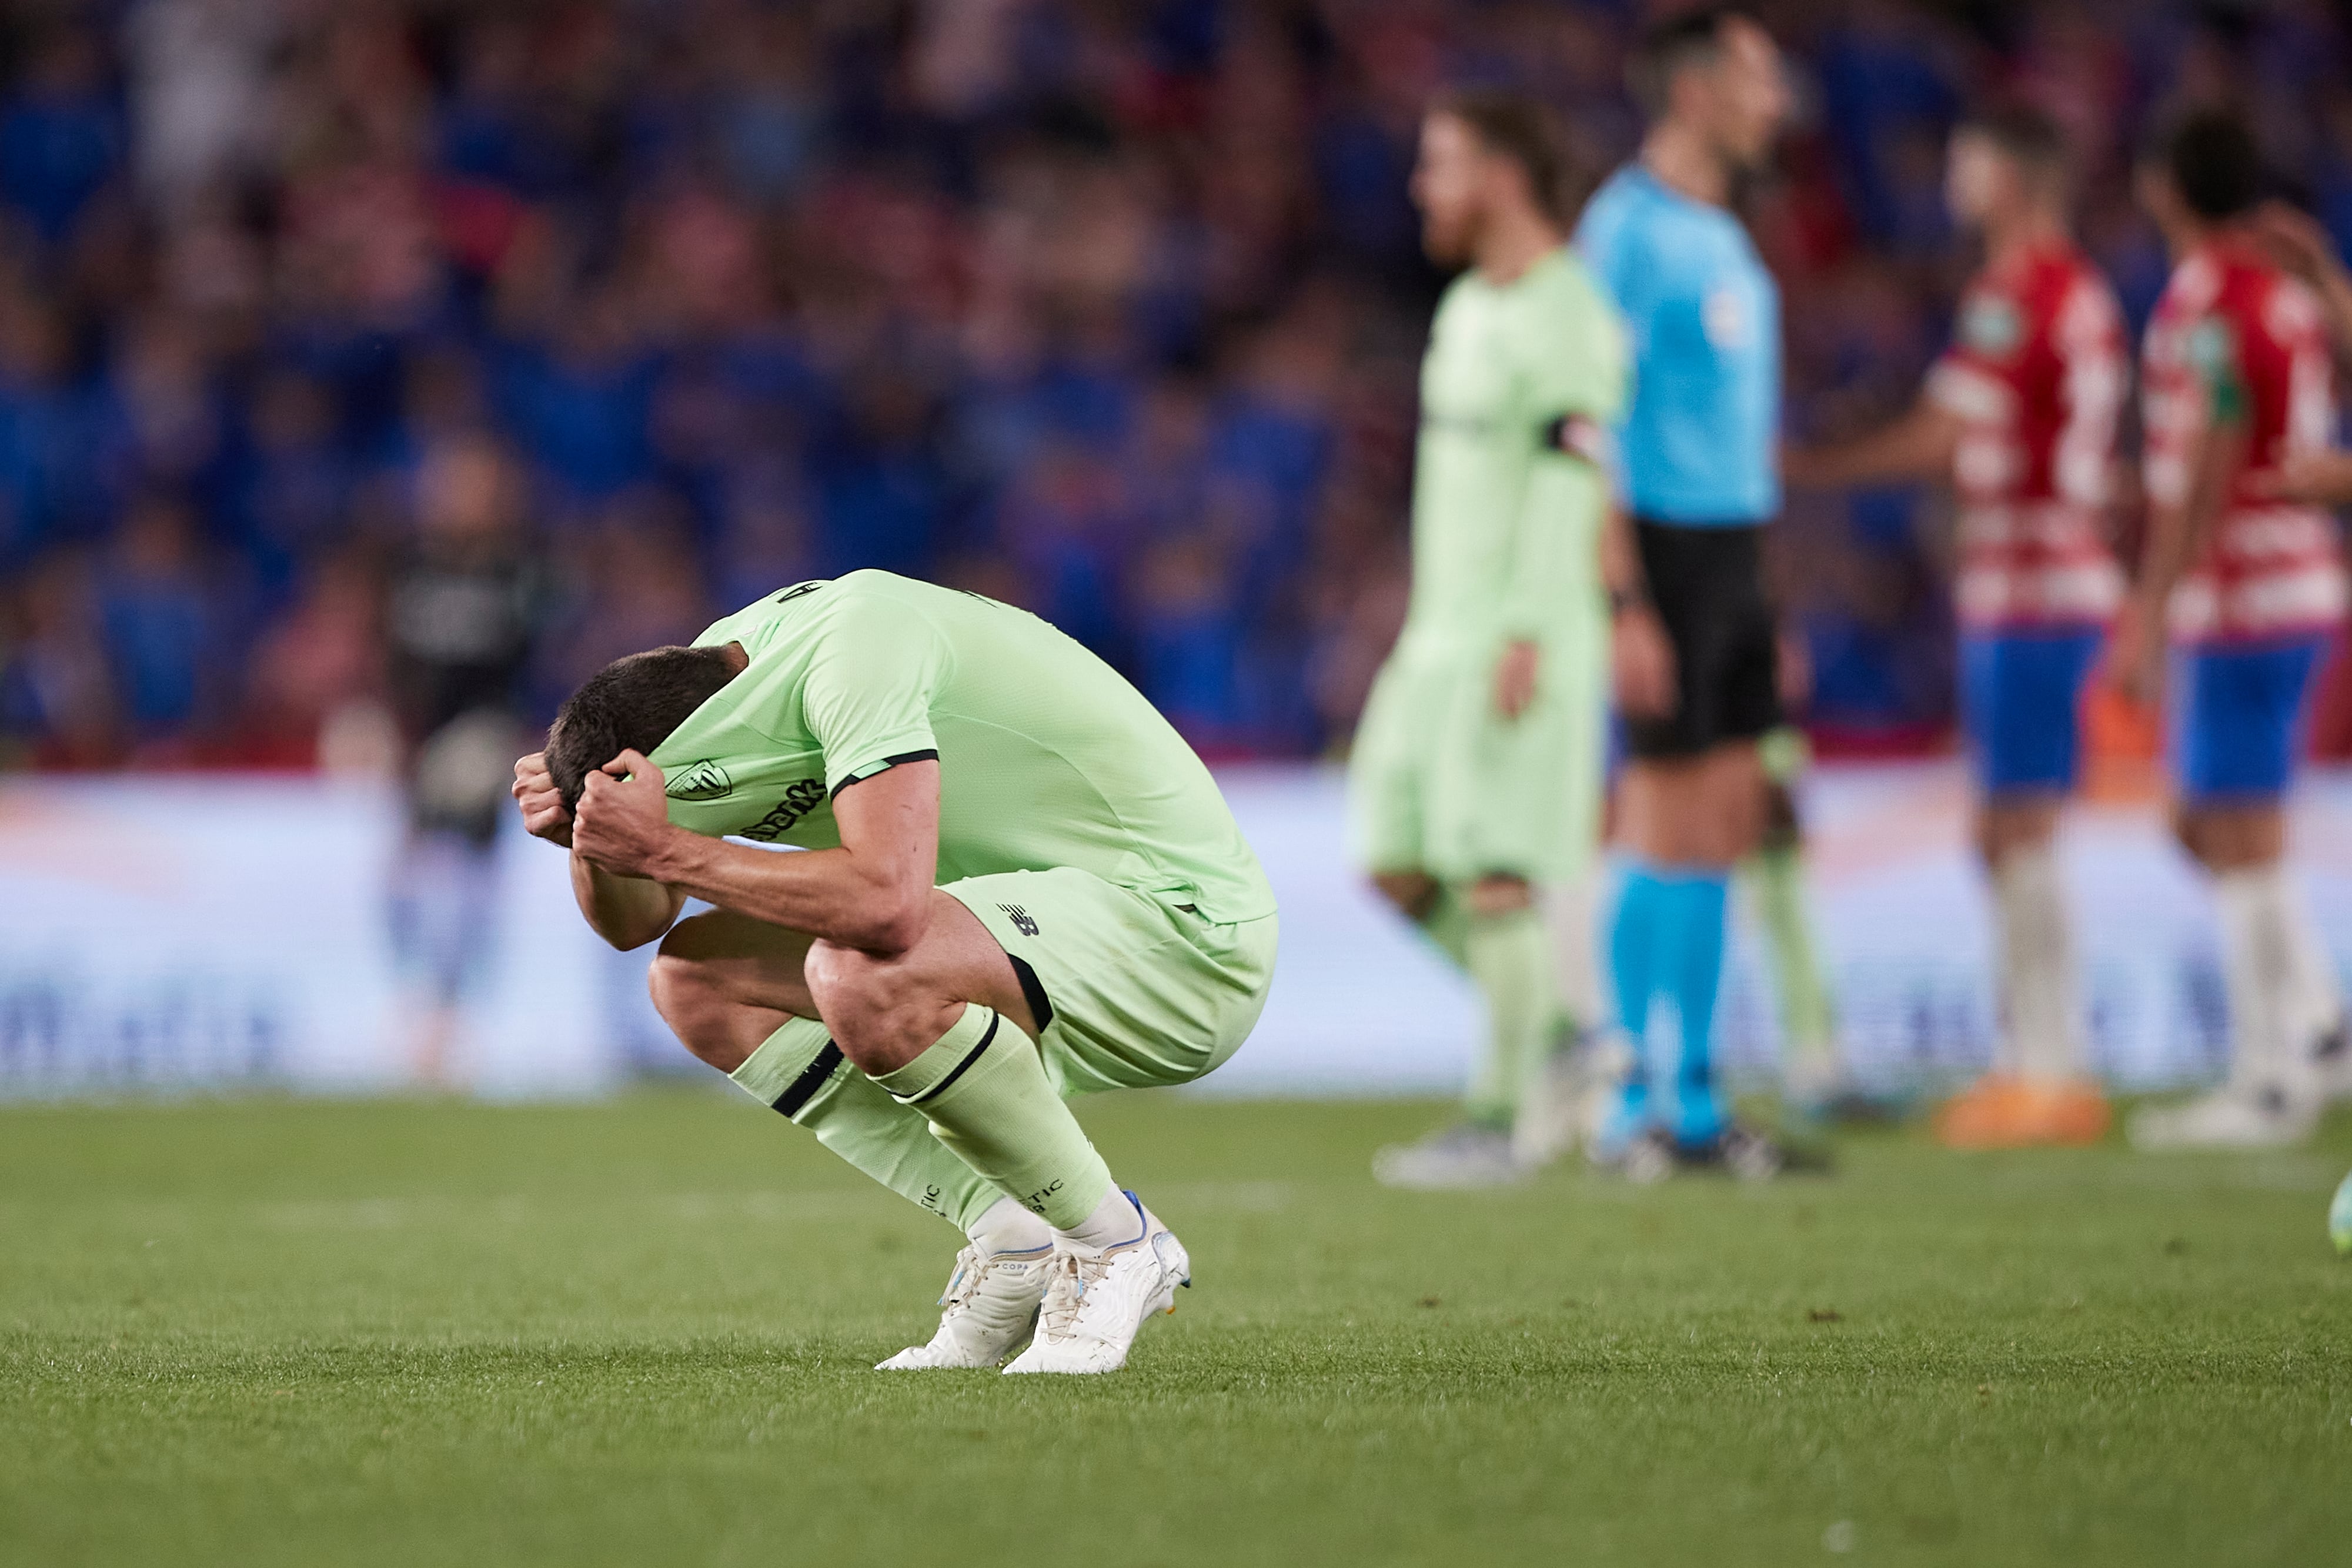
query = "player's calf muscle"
xmin=646 ymin=953 xmax=773 ymax=1072
xmin=647 ymin=911 xmax=821 ymax=1072
xmin=803 ymin=891 xmax=1040 ymax=1075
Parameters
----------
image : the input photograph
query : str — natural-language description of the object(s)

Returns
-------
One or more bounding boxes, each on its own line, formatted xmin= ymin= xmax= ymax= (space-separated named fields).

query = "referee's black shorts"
xmin=1624 ymin=517 xmax=1780 ymax=761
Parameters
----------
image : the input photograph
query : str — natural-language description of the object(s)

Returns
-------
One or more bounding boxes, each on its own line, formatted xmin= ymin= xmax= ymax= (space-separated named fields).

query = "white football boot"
xmin=2129 ymin=1084 xmax=2319 ymax=1151
xmin=1001 ymin=1192 xmax=1188 ymax=1375
xmin=875 ymin=1241 xmax=1053 ymax=1370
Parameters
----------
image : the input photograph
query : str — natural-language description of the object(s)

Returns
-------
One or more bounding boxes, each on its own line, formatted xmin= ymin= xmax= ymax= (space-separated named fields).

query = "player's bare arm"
xmin=1601 ymin=501 xmax=1675 ymax=718
xmin=2255 ymin=446 xmax=2352 ymax=504
xmin=1491 ymin=637 xmax=1539 ymax=719
xmin=572 ymin=750 xmax=941 ymax=957
xmin=2242 ymin=202 xmax=2352 ymax=503
xmin=2252 ymin=200 xmax=2352 ymax=362
xmin=2119 ymin=415 xmax=2249 ymax=704
xmin=513 ymin=749 xmax=685 ymax=951
xmin=1781 ymin=400 xmax=1963 ymax=489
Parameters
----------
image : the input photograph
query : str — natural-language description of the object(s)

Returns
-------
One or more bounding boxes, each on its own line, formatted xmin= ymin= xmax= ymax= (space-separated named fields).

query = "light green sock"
xmin=729 ymin=1016 xmax=997 ymax=1230
xmin=1745 ymin=842 xmax=1838 ymax=1079
xmin=1462 ymin=905 xmax=1553 ymax=1130
xmin=873 ymin=1004 xmax=1114 ymax=1231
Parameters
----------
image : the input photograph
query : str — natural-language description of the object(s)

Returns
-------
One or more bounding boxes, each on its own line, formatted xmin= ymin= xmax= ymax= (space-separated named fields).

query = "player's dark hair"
xmin=2149 ymin=108 xmax=2267 ymax=222
xmin=545 ymin=646 xmax=740 ymax=810
xmin=1631 ymin=6 xmax=1751 ymax=115
xmin=1962 ymin=103 xmax=2072 ymax=189
xmin=1429 ymin=87 xmax=1577 ymax=222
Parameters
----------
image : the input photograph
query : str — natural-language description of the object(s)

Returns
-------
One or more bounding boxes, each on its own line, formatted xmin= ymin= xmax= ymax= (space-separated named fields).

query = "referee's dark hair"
xmin=1430 ymin=88 xmax=1578 ymax=223
xmin=2147 ymin=107 xmax=2267 ymax=222
xmin=1630 ymin=6 xmax=1754 ymax=115
xmin=1962 ymin=103 xmax=2072 ymax=190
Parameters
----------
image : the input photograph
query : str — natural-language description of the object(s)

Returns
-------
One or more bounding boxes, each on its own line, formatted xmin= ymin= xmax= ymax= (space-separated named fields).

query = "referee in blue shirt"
xmin=1578 ymin=8 xmax=1791 ymax=1174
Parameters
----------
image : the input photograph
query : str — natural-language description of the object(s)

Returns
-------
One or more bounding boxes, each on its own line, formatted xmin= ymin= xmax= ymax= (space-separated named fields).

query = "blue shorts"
xmin=1959 ymin=628 xmax=2103 ymax=795
xmin=2169 ymin=637 xmax=2331 ymax=802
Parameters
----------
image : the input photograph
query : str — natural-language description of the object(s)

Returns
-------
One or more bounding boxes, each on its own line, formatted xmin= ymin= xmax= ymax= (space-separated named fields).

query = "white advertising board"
xmin=3 ymin=765 xmax=2348 ymax=1099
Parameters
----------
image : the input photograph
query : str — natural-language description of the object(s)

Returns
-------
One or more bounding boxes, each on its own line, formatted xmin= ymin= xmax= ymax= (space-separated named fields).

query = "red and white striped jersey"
xmin=1923 ymin=242 xmax=2126 ymax=630
xmin=2141 ymin=242 xmax=2346 ymax=645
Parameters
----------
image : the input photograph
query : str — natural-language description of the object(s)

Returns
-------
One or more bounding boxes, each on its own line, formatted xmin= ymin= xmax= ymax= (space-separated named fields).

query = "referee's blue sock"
xmin=1606 ymin=864 xmax=1670 ymax=1143
xmin=1661 ymin=868 xmax=1731 ymax=1148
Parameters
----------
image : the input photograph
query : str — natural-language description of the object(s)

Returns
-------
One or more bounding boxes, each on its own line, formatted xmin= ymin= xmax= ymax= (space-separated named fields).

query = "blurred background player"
xmin=1786 ymin=107 xmax=2127 ymax=1148
xmin=1578 ymin=9 xmax=1792 ymax=1177
xmin=385 ymin=433 xmax=547 ymax=1084
xmin=2251 ymin=205 xmax=2352 ymax=558
xmin=1356 ymin=91 xmax=1625 ymax=1189
xmin=2123 ymin=111 xmax=2348 ymax=1150
xmin=1743 ymin=724 xmax=1846 ymax=1119
xmin=2249 ymin=205 xmax=2352 ymax=1101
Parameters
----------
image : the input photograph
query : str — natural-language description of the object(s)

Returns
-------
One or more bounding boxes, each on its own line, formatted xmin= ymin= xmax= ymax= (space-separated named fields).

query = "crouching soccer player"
xmin=1786 ymin=107 xmax=2129 ymax=1146
xmin=510 ymin=570 xmax=1278 ymax=1371
xmin=1351 ymin=89 xmax=1627 ymax=1188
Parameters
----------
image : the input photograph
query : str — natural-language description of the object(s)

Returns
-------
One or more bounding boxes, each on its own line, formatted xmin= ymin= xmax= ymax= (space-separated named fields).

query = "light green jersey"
xmin=1404 ymin=247 xmax=1626 ymax=651
xmin=648 ymin=571 xmax=1275 ymax=925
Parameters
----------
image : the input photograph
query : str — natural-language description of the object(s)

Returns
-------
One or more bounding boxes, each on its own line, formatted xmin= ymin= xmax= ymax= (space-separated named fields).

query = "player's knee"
xmin=1372 ymin=871 xmax=1440 ymax=922
xmin=1978 ymin=798 xmax=2054 ymax=865
xmin=805 ymin=941 xmax=963 ymax=1072
xmin=2171 ymin=805 xmax=2210 ymax=865
xmin=1465 ymin=874 xmax=1532 ymax=916
xmin=803 ymin=940 xmax=899 ymax=1042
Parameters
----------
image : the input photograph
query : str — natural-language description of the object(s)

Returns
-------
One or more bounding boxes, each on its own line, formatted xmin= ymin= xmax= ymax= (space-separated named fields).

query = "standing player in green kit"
xmin=1354 ymin=91 xmax=1630 ymax=1188
xmin=509 ymin=571 xmax=1277 ymax=1374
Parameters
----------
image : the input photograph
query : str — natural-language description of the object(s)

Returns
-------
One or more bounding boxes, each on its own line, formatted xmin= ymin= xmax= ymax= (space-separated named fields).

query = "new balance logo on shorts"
xmin=999 ymin=903 xmax=1040 ymax=937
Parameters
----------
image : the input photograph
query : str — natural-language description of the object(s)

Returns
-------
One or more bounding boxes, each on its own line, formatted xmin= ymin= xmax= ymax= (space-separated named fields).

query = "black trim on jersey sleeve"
xmin=828 ymin=749 xmax=941 ymax=800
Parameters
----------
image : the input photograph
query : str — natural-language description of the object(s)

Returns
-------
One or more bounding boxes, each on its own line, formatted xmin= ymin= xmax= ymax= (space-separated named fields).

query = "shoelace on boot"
xmin=1035 ymin=1251 xmax=1114 ymax=1340
xmin=936 ymin=1244 xmax=985 ymax=1310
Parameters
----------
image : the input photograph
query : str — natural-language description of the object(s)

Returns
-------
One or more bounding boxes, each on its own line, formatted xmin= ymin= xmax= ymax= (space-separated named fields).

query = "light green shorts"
xmin=946 ymin=868 xmax=1278 ymax=1096
xmin=1347 ymin=626 xmax=1606 ymax=885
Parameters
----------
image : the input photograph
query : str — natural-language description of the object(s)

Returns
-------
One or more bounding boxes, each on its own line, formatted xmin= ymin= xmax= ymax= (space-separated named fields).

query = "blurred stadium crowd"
xmin=1 ymin=0 xmax=2350 ymax=771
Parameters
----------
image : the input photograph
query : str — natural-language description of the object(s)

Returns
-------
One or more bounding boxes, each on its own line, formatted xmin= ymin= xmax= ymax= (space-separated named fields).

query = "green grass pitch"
xmin=4 ymin=1090 xmax=2349 ymax=1567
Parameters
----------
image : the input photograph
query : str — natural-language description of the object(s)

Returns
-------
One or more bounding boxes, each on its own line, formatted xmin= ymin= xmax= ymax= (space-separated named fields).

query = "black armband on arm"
xmin=1540 ymin=413 xmax=1609 ymax=465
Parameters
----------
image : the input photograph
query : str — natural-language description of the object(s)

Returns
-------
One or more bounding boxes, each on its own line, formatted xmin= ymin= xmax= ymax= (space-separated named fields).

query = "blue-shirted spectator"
xmin=0 ymin=0 xmax=2347 ymax=770
xmin=0 ymin=28 xmax=123 ymax=246
xmin=99 ymin=493 xmax=218 ymax=738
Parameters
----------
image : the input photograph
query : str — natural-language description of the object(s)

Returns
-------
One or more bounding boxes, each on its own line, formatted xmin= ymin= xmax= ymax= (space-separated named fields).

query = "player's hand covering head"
xmin=544 ymin=644 xmax=744 ymax=810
